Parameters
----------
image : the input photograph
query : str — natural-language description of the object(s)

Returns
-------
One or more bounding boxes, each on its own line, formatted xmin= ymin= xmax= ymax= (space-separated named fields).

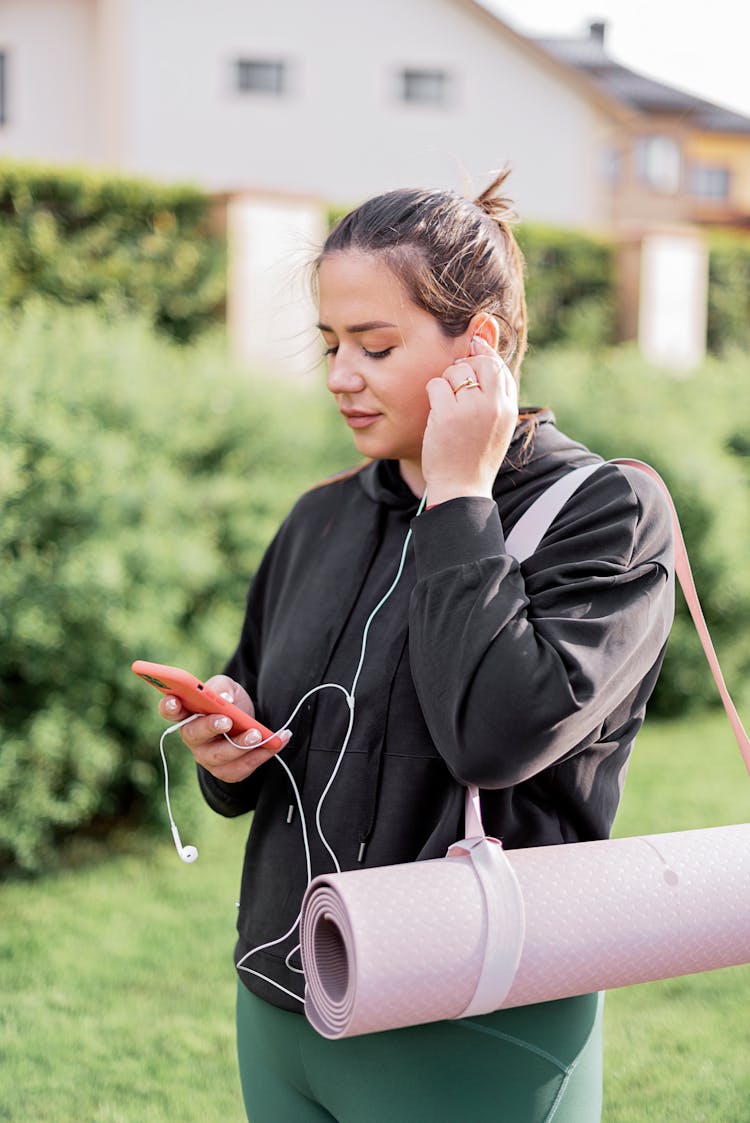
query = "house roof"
xmin=535 ymin=23 xmax=750 ymax=135
xmin=455 ymin=0 xmax=639 ymax=126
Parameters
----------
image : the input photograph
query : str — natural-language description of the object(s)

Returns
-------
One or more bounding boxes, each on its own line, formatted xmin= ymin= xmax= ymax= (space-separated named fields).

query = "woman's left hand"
xmin=422 ymin=335 xmax=519 ymax=506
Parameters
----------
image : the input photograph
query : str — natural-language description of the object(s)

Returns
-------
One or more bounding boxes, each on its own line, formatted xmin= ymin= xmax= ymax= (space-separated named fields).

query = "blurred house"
xmin=0 ymin=0 xmax=630 ymax=225
xmin=1 ymin=0 xmax=748 ymax=370
xmin=536 ymin=21 xmax=750 ymax=235
xmin=535 ymin=20 xmax=750 ymax=366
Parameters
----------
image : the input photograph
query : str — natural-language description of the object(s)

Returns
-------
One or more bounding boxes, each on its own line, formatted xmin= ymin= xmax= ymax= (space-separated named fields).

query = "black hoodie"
xmin=198 ymin=412 xmax=675 ymax=1012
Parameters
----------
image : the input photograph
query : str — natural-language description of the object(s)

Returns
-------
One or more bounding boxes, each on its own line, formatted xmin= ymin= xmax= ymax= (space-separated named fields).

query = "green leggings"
xmin=236 ymin=983 xmax=603 ymax=1123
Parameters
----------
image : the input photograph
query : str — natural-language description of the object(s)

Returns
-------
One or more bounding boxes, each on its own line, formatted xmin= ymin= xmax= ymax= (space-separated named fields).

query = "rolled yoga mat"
xmin=301 ymin=823 xmax=750 ymax=1038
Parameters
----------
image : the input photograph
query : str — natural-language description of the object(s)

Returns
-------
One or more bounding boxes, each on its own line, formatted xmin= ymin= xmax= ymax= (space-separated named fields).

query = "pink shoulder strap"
xmin=612 ymin=458 xmax=750 ymax=777
xmin=465 ymin=457 xmax=750 ymax=838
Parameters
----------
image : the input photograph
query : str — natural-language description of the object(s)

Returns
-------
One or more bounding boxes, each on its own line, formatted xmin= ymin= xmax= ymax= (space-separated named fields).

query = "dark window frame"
xmin=688 ymin=162 xmax=731 ymax=200
xmin=399 ymin=67 xmax=451 ymax=107
xmin=601 ymin=145 xmax=623 ymax=186
xmin=236 ymin=58 xmax=287 ymax=96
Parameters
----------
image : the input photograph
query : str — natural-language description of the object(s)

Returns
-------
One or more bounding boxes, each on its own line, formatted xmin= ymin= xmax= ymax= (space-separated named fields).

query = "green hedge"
xmin=0 ymin=160 xmax=226 ymax=342
xmin=5 ymin=163 xmax=745 ymax=357
xmin=0 ymin=301 xmax=352 ymax=873
xmin=707 ymin=231 xmax=750 ymax=354
xmin=516 ymin=223 xmax=616 ymax=350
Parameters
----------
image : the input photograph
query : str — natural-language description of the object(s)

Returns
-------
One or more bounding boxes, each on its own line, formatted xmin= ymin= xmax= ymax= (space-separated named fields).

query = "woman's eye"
xmin=322 ymin=344 xmax=393 ymax=360
xmin=363 ymin=347 xmax=393 ymax=360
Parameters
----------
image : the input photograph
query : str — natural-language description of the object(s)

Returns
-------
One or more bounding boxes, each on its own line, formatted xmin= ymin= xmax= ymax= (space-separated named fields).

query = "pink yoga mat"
xmin=301 ymin=824 xmax=750 ymax=1038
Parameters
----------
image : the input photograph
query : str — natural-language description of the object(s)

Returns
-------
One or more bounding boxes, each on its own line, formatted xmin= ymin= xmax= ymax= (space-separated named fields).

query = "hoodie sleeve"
xmin=408 ymin=463 xmax=675 ymax=789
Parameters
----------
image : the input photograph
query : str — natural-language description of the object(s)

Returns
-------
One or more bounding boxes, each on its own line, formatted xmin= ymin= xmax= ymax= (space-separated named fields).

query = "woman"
xmin=160 ymin=173 xmax=674 ymax=1121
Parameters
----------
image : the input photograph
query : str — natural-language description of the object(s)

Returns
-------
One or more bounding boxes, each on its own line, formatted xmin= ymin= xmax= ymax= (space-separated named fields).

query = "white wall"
xmin=94 ymin=0 xmax=130 ymax=166
xmin=0 ymin=0 xmax=99 ymax=163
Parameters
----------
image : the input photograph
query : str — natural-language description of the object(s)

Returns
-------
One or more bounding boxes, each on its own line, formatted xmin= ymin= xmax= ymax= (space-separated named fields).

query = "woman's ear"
xmin=467 ymin=313 xmax=500 ymax=351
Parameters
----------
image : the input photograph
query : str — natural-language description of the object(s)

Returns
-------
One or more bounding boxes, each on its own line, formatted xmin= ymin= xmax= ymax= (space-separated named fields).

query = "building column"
xmin=616 ymin=224 xmax=709 ymax=371
xmin=225 ymin=191 xmax=328 ymax=379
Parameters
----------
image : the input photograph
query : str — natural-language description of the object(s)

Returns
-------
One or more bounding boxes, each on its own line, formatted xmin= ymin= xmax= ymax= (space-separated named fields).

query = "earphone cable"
xmin=158 ymin=491 xmax=427 ymax=1003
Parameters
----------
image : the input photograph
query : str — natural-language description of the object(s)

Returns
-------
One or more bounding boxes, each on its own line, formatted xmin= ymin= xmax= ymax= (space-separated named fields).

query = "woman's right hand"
xmin=158 ymin=674 xmax=290 ymax=783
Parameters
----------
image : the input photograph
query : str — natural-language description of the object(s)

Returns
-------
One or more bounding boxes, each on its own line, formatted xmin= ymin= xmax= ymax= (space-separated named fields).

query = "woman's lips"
xmin=341 ymin=411 xmax=381 ymax=429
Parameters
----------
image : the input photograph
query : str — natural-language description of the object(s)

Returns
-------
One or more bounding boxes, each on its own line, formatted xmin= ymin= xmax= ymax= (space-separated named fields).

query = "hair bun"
xmin=474 ymin=168 xmax=519 ymax=227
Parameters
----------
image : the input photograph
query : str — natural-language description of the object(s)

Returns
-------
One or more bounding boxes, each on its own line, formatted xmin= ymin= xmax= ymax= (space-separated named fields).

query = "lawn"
xmin=0 ymin=709 xmax=747 ymax=1122
xmin=603 ymin=709 xmax=750 ymax=1122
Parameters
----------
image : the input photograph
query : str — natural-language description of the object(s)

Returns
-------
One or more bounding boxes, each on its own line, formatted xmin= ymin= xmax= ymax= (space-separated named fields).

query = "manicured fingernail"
xmin=220 ymin=691 xmax=234 ymax=702
xmin=213 ymin=716 xmax=232 ymax=732
xmin=279 ymin=730 xmax=292 ymax=747
xmin=241 ymin=728 xmax=262 ymax=747
xmin=164 ymin=696 xmax=179 ymax=713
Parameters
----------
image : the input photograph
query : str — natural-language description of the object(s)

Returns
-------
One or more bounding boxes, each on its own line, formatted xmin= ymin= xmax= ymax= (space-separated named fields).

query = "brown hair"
xmin=315 ymin=169 xmax=528 ymax=381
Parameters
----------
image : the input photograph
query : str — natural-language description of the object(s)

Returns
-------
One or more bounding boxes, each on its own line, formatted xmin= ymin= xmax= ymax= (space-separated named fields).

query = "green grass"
xmin=0 ymin=806 xmax=250 ymax=1123
xmin=604 ymin=710 xmax=750 ymax=1122
xmin=0 ymin=710 xmax=747 ymax=1122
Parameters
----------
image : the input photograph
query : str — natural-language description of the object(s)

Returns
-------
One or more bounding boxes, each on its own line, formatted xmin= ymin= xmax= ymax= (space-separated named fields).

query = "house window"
xmin=0 ymin=52 xmax=7 ymax=126
xmin=399 ymin=68 xmax=450 ymax=106
xmin=236 ymin=58 xmax=287 ymax=96
xmin=636 ymin=136 xmax=681 ymax=194
xmin=601 ymin=146 xmax=622 ymax=185
xmin=689 ymin=163 xmax=730 ymax=200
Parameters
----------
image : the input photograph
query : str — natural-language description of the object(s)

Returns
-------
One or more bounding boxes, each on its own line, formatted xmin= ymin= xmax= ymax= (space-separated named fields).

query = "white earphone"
xmin=171 ymin=823 xmax=199 ymax=864
xmin=156 ymin=492 xmax=427 ymax=999
xmin=160 ymin=715 xmax=203 ymax=864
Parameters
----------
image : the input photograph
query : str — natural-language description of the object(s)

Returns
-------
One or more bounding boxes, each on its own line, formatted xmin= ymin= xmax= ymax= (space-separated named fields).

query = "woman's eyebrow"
xmin=316 ymin=320 xmax=398 ymax=334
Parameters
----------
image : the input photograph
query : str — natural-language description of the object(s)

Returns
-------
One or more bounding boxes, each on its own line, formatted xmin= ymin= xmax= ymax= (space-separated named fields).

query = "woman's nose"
xmin=326 ymin=351 xmax=366 ymax=395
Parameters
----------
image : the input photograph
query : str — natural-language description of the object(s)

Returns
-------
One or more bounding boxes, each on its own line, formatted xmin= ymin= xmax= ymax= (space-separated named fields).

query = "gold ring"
xmin=453 ymin=377 xmax=481 ymax=395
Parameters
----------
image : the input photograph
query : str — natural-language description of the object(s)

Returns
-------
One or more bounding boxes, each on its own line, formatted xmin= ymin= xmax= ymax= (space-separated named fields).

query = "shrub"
xmin=516 ymin=223 xmax=617 ymax=351
xmin=707 ymin=232 xmax=750 ymax=354
xmin=0 ymin=160 xmax=226 ymax=343
xmin=0 ymin=301 xmax=351 ymax=873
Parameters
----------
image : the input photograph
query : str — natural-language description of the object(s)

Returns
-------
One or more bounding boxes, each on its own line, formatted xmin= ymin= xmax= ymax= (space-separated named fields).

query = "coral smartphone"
xmin=131 ymin=660 xmax=286 ymax=751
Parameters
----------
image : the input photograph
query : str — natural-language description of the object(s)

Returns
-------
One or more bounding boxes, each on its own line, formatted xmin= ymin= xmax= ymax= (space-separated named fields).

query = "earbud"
xmin=468 ymin=314 xmax=500 ymax=353
xmin=158 ymin=714 xmax=203 ymax=864
xmin=171 ymin=823 xmax=199 ymax=864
